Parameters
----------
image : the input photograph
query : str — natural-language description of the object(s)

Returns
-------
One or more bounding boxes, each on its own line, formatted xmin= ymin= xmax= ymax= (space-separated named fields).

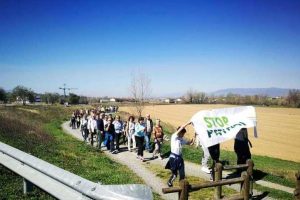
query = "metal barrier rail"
xmin=0 ymin=141 xmax=153 ymax=200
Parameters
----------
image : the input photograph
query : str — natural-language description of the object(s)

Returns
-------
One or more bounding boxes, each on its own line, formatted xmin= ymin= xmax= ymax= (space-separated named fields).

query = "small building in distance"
xmin=100 ymin=98 xmax=110 ymax=103
xmin=162 ymin=98 xmax=175 ymax=103
xmin=110 ymin=98 xmax=116 ymax=102
xmin=175 ymin=98 xmax=183 ymax=103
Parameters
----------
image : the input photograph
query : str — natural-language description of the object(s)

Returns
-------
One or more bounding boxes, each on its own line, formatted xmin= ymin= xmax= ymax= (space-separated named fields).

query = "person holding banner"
xmin=165 ymin=122 xmax=193 ymax=187
xmin=193 ymin=132 xmax=211 ymax=174
xmin=234 ymin=128 xmax=252 ymax=171
xmin=208 ymin=143 xmax=220 ymax=180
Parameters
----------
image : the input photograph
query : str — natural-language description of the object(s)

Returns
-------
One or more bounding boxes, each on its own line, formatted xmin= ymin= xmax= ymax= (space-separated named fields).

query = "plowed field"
xmin=120 ymin=104 xmax=300 ymax=162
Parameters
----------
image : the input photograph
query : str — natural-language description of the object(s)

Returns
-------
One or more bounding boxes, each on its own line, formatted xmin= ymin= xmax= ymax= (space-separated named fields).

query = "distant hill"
xmin=211 ymin=87 xmax=293 ymax=97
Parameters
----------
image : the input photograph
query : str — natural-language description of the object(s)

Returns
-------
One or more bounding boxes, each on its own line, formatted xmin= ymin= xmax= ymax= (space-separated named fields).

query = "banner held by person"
xmin=191 ymin=106 xmax=257 ymax=148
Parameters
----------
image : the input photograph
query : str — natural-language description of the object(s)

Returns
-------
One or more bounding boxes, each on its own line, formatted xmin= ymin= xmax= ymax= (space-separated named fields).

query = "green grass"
xmin=253 ymin=184 xmax=294 ymax=200
xmin=0 ymin=105 xmax=163 ymax=199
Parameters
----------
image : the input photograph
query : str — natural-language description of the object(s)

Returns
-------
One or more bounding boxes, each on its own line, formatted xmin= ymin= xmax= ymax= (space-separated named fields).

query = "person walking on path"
xmin=193 ymin=132 xmax=211 ymax=174
xmin=165 ymin=122 xmax=193 ymax=187
xmin=113 ymin=115 xmax=123 ymax=152
xmin=145 ymin=114 xmax=153 ymax=152
xmin=88 ymin=113 xmax=97 ymax=146
xmin=234 ymin=128 xmax=252 ymax=173
xmin=96 ymin=113 xmax=104 ymax=151
xmin=135 ymin=117 xmax=146 ymax=161
xmin=127 ymin=116 xmax=136 ymax=151
xmin=80 ymin=114 xmax=88 ymax=142
xmin=208 ymin=143 xmax=220 ymax=180
xmin=104 ymin=117 xmax=116 ymax=153
xmin=152 ymin=119 xmax=164 ymax=160
xmin=71 ymin=112 xmax=76 ymax=129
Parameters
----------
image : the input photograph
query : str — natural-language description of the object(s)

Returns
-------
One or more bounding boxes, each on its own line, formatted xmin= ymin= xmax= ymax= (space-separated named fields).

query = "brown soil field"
xmin=120 ymin=104 xmax=300 ymax=162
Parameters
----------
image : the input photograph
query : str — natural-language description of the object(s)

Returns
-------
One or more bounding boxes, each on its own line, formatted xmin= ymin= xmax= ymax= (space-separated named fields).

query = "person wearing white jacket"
xmin=88 ymin=113 xmax=97 ymax=146
xmin=127 ymin=116 xmax=136 ymax=151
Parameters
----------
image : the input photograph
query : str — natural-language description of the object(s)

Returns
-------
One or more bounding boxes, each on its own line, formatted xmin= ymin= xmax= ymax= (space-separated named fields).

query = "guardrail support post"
xmin=23 ymin=178 xmax=33 ymax=195
xmin=294 ymin=171 xmax=300 ymax=200
xmin=179 ymin=179 xmax=189 ymax=200
xmin=215 ymin=163 xmax=223 ymax=199
xmin=241 ymin=172 xmax=250 ymax=200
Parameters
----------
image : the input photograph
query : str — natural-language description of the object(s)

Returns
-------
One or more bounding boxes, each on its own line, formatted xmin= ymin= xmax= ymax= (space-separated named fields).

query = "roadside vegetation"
xmin=0 ymin=105 xmax=150 ymax=199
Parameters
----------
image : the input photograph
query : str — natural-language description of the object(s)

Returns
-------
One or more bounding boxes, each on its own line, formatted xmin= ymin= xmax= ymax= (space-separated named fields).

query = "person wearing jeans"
xmin=134 ymin=117 xmax=146 ymax=161
xmin=144 ymin=114 xmax=153 ymax=152
xmin=165 ymin=122 xmax=193 ymax=187
xmin=104 ymin=117 xmax=116 ymax=153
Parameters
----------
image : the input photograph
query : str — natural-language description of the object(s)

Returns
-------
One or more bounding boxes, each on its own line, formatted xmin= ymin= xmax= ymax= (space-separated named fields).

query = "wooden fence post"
xmin=246 ymin=159 xmax=254 ymax=196
xmin=215 ymin=163 xmax=223 ymax=199
xmin=241 ymin=171 xmax=250 ymax=200
xmin=179 ymin=179 xmax=189 ymax=200
xmin=294 ymin=171 xmax=300 ymax=200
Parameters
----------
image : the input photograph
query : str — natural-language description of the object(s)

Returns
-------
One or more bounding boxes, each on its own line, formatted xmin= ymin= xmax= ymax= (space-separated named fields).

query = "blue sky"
xmin=0 ymin=0 xmax=299 ymax=97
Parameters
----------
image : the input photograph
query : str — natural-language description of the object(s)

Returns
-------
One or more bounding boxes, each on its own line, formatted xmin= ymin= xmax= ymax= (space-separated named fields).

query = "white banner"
xmin=191 ymin=106 xmax=257 ymax=148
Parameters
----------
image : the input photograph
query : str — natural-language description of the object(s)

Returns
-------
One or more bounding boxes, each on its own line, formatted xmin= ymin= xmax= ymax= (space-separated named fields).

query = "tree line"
xmin=184 ymin=89 xmax=300 ymax=108
xmin=0 ymin=85 xmax=88 ymax=105
xmin=1 ymin=85 xmax=299 ymax=108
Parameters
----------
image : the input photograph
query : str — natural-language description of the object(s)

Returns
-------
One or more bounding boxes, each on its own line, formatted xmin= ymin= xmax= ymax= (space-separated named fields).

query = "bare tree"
xmin=185 ymin=88 xmax=194 ymax=103
xmin=287 ymin=89 xmax=300 ymax=107
xmin=130 ymin=70 xmax=151 ymax=117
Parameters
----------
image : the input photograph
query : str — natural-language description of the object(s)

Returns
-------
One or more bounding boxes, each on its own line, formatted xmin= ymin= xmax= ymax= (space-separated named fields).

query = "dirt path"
xmin=62 ymin=122 xmax=177 ymax=200
xmin=62 ymin=122 xmax=291 ymax=199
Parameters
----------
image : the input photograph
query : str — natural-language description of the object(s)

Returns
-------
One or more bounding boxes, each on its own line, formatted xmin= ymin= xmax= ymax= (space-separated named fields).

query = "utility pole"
xmin=59 ymin=84 xmax=77 ymax=98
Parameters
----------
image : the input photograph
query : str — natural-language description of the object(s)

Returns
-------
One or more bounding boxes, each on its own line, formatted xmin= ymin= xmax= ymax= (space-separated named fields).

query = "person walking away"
xmin=96 ymin=114 xmax=104 ymax=151
xmin=145 ymin=114 xmax=153 ymax=152
xmin=135 ymin=117 xmax=146 ymax=161
xmin=113 ymin=115 xmax=123 ymax=152
xmin=152 ymin=119 xmax=164 ymax=160
xmin=127 ymin=116 xmax=136 ymax=151
xmin=165 ymin=122 xmax=193 ymax=187
xmin=234 ymin=128 xmax=252 ymax=173
xmin=104 ymin=117 xmax=116 ymax=153
xmin=193 ymin=132 xmax=211 ymax=174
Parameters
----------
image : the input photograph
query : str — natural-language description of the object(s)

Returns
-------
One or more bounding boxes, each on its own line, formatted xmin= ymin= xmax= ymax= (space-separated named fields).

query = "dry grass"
xmin=121 ymin=104 xmax=300 ymax=162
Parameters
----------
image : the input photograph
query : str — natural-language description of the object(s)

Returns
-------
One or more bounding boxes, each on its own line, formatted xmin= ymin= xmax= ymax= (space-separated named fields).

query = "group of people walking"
xmin=70 ymin=109 xmax=164 ymax=161
xmin=70 ymin=108 xmax=252 ymax=188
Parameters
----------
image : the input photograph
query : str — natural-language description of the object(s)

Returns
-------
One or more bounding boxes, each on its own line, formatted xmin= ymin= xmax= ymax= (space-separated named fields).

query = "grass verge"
xmin=0 ymin=106 xmax=164 ymax=199
xmin=144 ymin=163 xmax=237 ymax=200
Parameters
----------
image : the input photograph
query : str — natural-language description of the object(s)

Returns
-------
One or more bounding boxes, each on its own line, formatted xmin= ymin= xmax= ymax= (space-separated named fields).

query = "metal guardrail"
xmin=0 ymin=141 xmax=153 ymax=200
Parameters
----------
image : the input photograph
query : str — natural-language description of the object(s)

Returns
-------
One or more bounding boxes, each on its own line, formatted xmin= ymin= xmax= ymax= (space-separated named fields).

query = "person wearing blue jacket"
xmin=135 ymin=117 xmax=146 ymax=161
